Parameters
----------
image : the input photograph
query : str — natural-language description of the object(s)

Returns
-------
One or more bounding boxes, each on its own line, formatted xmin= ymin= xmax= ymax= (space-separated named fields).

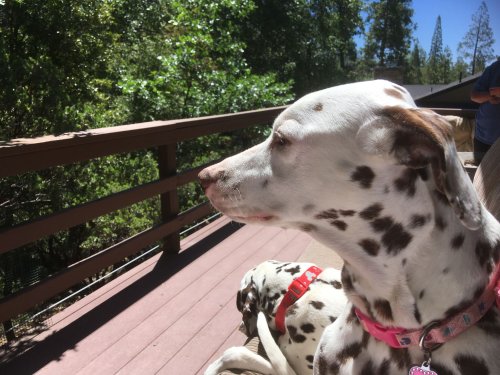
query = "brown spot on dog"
xmin=476 ymin=309 xmax=500 ymax=338
xmin=351 ymin=166 xmax=376 ymax=189
xmin=332 ymin=280 xmax=342 ymax=289
xmin=435 ymin=215 xmax=447 ymax=230
xmin=455 ymin=354 xmax=489 ymax=375
xmin=394 ymin=168 xmax=419 ymax=197
xmin=301 ymin=323 xmax=315 ymax=333
xmin=389 ymin=347 xmax=411 ymax=370
xmin=331 ymin=220 xmax=347 ymax=231
xmin=382 ymin=223 xmax=413 ymax=255
xmin=360 ymin=359 xmax=376 ymax=375
xmin=413 ymin=303 xmax=422 ymax=324
xmin=339 ymin=209 xmax=356 ymax=216
xmin=287 ymin=325 xmax=306 ymax=343
xmin=434 ymin=189 xmax=450 ymax=205
xmin=315 ymin=208 xmax=339 ymax=220
xmin=385 ymin=87 xmax=405 ymax=100
xmin=409 ymin=214 xmax=428 ymax=228
xmin=284 ymin=265 xmax=301 ymax=275
xmin=419 ymin=289 xmax=425 ymax=299
xmin=341 ymin=267 xmax=355 ymax=293
xmin=299 ymin=223 xmax=317 ymax=232
xmin=306 ymin=355 xmax=314 ymax=363
xmin=475 ymin=240 xmax=492 ymax=268
xmin=346 ymin=306 xmax=359 ymax=324
xmin=359 ymin=203 xmax=383 ymax=220
xmin=374 ymin=299 xmax=393 ymax=321
xmin=371 ymin=216 xmax=394 ymax=232
xmin=451 ymin=233 xmax=465 ymax=250
xmin=313 ymin=103 xmax=323 ymax=111
xmin=358 ymin=238 xmax=380 ymax=256
xmin=310 ymin=300 xmax=325 ymax=310
xmin=336 ymin=342 xmax=363 ymax=364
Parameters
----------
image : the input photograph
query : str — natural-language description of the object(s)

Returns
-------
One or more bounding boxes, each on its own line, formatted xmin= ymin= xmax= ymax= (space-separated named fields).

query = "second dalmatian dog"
xmin=205 ymin=260 xmax=347 ymax=375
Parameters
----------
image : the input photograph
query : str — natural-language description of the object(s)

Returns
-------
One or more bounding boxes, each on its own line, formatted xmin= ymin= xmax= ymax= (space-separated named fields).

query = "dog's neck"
xmin=312 ymin=164 xmax=500 ymax=329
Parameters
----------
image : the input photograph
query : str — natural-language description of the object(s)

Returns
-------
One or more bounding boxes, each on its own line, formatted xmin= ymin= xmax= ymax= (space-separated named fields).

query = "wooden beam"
xmin=0 ymin=202 xmax=214 ymax=323
xmin=0 ymin=107 xmax=284 ymax=177
xmin=0 ymin=162 xmax=216 ymax=255
xmin=158 ymin=144 xmax=180 ymax=255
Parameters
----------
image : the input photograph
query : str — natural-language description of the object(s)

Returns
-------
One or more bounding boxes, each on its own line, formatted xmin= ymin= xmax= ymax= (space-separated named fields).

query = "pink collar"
xmin=275 ymin=266 xmax=323 ymax=335
xmin=356 ymin=264 xmax=500 ymax=349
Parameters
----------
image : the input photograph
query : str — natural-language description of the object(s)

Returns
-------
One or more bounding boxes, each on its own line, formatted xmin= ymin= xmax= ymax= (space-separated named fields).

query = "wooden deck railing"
xmin=0 ymin=106 xmax=475 ymax=325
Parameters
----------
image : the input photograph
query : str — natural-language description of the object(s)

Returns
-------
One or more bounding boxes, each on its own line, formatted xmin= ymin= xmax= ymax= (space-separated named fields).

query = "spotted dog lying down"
xmin=199 ymin=80 xmax=500 ymax=374
xmin=205 ymin=260 xmax=347 ymax=375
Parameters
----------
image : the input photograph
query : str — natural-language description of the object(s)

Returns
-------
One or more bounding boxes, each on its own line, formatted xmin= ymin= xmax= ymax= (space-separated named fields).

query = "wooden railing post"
xmin=158 ymin=144 xmax=180 ymax=255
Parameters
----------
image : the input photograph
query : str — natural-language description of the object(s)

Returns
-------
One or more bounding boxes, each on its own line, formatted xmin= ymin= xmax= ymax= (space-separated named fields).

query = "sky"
xmin=411 ymin=0 xmax=500 ymax=64
xmin=356 ymin=0 xmax=500 ymax=65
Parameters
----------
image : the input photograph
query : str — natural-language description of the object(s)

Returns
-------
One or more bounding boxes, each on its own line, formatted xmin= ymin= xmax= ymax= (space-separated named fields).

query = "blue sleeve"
xmin=474 ymin=66 xmax=492 ymax=92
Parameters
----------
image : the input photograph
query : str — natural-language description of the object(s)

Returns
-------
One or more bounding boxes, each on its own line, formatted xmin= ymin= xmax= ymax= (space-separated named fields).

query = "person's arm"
xmin=471 ymin=90 xmax=492 ymax=104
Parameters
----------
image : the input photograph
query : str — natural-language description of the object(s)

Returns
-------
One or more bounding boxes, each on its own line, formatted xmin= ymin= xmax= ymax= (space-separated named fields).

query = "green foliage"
xmin=118 ymin=0 xmax=292 ymax=122
xmin=237 ymin=0 xmax=363 ymax=96
xmin=363 ymin=0 xmax=414 ymax=67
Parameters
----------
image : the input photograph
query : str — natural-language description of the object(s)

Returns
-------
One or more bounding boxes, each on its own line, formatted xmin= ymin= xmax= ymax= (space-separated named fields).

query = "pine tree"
xmin=457 ymin=1 xmax=495 ymax=74
xmin=429 ymin=16 xmax=443 ymax=62
xmin=427 ymin=16 xmax=444 ymax=83
xmin=363 ymin=0 xmax=414 ymax=67
xmin=405 ymin=39 xmax=426 ymax=83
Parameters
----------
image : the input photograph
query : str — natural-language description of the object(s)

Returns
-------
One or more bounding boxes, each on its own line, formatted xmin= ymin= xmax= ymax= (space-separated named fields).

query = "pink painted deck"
xmin=1 ymin=217 xmax=313 ymax=374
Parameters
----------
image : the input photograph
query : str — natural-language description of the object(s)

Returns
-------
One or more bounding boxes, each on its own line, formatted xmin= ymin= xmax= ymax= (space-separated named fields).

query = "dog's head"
xmin=236 ymin=260 xmax=314 ymax=336
xmin=199 ymin=80 xmax=482 ymax=248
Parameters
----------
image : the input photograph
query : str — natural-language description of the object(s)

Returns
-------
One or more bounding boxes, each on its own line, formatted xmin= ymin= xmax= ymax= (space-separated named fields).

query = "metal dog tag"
xmin=408 ymin=363 xmax=438 ymax=375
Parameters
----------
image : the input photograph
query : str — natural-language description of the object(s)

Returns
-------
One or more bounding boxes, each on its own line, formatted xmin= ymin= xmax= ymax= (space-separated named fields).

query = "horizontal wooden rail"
xmin=0 ymin=106 xmax=285 ymax=178
xmin=0 ymin=161 xmax=219 ymax=255
xmin=0 ymin=202 xmax=213 ymax=322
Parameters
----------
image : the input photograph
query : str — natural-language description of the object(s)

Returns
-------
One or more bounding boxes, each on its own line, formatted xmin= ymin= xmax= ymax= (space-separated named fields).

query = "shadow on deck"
xmin=1 ymin=217 xmax=313 ymax=375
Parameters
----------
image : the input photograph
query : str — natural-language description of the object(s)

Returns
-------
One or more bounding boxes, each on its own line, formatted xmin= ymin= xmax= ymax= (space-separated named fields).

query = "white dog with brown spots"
xmin=199 ymin=80 xmax=500 ymax=375
xmin=205 ymin=260 xmax=347 ymax=375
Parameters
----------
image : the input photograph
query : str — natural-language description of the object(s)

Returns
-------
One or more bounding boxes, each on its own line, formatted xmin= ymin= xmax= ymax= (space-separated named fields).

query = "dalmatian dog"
xmin=199 ymin=80 xmax=500 ymax=374
xmin=205 ymin=260 xmax=347 ymax=375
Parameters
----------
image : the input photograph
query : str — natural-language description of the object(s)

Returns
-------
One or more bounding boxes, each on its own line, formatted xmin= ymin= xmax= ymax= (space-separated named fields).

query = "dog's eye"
xmin=271 ymin=132 xmax=290 ymax=149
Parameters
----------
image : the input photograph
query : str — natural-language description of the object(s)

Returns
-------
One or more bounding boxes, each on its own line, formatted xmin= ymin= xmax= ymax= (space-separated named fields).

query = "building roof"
xmin=404 ymin=72 xmax=482 ymax=109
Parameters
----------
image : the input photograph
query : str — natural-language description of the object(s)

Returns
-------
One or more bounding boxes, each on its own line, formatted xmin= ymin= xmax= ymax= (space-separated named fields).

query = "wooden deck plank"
xmin=1 ymin=218 xmax=313 ymax=375
xmin=160 ymin=233 xmax=311 ymax=375
xmin=74 ymin=225 xmax=284 ymax=375
xmin=91 ymin=228 xmax=309 ymax=374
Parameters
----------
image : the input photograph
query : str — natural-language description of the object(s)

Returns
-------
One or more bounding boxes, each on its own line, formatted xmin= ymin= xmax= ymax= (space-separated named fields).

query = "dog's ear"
xmin=236 ymin=281 xmax=259 ymax=336
xmin=357 ymin=106 xmax=482 ymax=230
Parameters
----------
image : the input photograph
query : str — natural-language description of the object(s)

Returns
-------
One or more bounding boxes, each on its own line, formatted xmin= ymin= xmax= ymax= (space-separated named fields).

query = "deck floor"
xmin=1 ymin=217 xmax=313 ymax=375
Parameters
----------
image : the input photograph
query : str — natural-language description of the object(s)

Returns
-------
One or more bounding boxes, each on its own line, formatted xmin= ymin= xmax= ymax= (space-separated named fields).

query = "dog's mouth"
xmin=231 ymin=214 xmax=277 ymax=223
xmin=206 ymin=194 xmax=277 ymax=223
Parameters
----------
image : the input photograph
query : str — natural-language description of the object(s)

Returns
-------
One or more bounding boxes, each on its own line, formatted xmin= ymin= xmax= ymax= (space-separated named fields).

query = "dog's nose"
xmin=198 ymin=165 xmax=226 ymax=191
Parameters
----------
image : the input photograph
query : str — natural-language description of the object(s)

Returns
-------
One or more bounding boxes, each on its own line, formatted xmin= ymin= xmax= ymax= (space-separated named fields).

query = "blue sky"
xmin=356 ymin=0 xmax=500 ymax=65
xmin=411 ymin=0 xmax=500 ymax=64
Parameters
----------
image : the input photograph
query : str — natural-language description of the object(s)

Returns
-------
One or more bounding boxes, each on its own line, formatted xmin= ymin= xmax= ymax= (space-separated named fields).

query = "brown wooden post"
xmin=158 ymin=144 xmax=180 ymax=255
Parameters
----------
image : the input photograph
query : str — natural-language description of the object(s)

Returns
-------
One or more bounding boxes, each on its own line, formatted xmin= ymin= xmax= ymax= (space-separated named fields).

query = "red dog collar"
xmin=275 ymin=266 xmax=323 ymax=335
xmin=356 ymin=263 xmax=500 ymax=349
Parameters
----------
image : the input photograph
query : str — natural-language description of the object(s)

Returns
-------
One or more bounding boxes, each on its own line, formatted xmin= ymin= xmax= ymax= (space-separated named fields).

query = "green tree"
xmin=238 ymin=0 xmax=363 ymax=96
xmin=427 ymin=16 xmax=443 ymax=83
xmin=0 ymin=0 xmax=294 ymax=342
xmin=405 ymin=39 xmax=426 ymax=84
xmin=457 ymin=1 xmax=495 ymax=74
xmin=363 ymin=0 xmax=414 ymax=67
